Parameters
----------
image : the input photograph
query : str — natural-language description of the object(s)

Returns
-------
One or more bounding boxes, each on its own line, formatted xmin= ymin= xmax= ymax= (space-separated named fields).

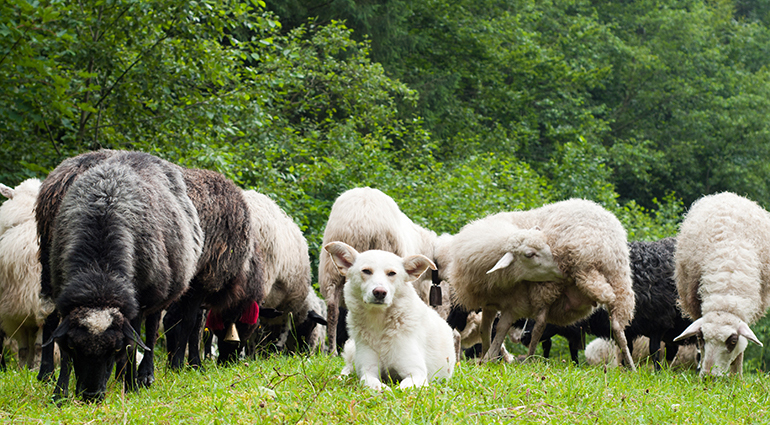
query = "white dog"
xmin=324 ymin=241 xmax=455 ymax=390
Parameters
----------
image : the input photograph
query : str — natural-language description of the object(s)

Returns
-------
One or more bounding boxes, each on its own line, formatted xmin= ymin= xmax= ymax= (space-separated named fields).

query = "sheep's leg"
xmin=138 ymin=311 xmax=161 ymax=387
xmin=0 ymin=328 xmax=5 ymax=371
xmin=165 ymin=292 xmax=206 ymax=370
xmin=186 ymin=307 xmax=205 ymax=369
xmin=38 ymin=311 xmax=59 ymax=381
xmin=649 ymin=333 xmax=663 ymax=371
xmin=610 ymin=317 xmax=636 ymax=371
xmin=452 ymin=329 xmax=462 ymax=363
xmin=325 ymin=284 xmax=342 ymax=356
xmin=484 ymin=310 xmax=516 ymax=362
xmin=478 ymin=306 xmax=497 ymax=360
xmin=53 ymin=350 xmax=71 ymax=402
xmin=542 ymin=339 xmax=552 ymax=358
xmin=526 ymin=308 xmax=548 ymax=359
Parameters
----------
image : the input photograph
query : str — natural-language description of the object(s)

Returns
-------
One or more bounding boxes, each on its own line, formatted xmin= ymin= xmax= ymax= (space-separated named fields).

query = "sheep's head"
xmin=325 ymin=241 xmax=436 ymax=308
xmin=46 ymin=307 xmax=146 ymax=402
xmin=486 ymin=227 xmax=564 ymax=282
xmin=674 ymin=312 xmax=762 ymax=377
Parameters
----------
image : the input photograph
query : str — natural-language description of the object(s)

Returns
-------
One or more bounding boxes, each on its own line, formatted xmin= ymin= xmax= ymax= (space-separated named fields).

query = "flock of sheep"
xmin=1 ymin=149 xmax=769 ymax=401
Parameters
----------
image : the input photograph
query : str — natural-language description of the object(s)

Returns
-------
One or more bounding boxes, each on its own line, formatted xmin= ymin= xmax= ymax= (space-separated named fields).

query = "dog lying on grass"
xmin=324 ymin=242 xmax=455 ymax=390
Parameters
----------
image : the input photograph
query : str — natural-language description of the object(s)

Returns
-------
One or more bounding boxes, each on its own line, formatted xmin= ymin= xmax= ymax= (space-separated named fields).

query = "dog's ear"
xmin=324 ymin=241 xmax=359 ymax=276
xmin=403 ymin=254 xmax=436 ymax=282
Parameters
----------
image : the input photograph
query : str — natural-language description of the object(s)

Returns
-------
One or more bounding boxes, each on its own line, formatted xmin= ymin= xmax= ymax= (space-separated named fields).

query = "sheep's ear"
xmin=123 ymin=321 xmax=150 ymax=351
xmin=403 ymin=254 xmax=436 ymax=281
xmin=307 ymin=310 xmax=328 ymax=326
xmin=487 ymin=252 xmax=514 ymax=274
xmin=43 ymin=316 xmax=71 ymax=347
xmin=674 ymin=318 xmax=703 ymax=342
xmin=0 ymin=183 xmax=14 ymax=200
xmin=324 ymin=241 xmax=358 ymax=276
xmin=738 ymin=321 xmax=763 ymax=347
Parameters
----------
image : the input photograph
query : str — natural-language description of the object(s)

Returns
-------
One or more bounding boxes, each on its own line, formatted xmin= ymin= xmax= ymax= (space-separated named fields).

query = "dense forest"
xmin=3 ymin=0 xmax=770 ymax=366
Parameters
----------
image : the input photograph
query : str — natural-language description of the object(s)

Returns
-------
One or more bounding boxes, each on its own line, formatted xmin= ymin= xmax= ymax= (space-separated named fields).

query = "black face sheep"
xmin=44 ymin=151 xmax=203 ymax=402
xmin=0 ymin=179 xmax=55 ymax=369
xmin=35 ymin=149 xmax=119 ymax=382
xmin=450 ymin=199 xmax=637 ymax=369
xmin=163 ymin=168 xmax=265 ymax=368
xmin=674 ymin=192 xmax=768 ymax=377
xmin=319 ymin=187 xmax=438 ymax=355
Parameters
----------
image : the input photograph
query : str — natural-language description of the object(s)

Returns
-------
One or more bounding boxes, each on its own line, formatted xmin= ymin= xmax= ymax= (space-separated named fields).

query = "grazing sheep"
xmin=0 ymin=179 xmax=55 ymax=370
xmin=163 ymin=168 xmax=265 ymax=368
xmin=450 ymin=199 xmax=637 ymax=369
xmin=674 ymin=192 xmax=769 ymax=376
xmin=283 ymin=290 xmax=328 ymax=353
xmin=319 ymin=187 xmax=438 ymax=355
xmin=326 ymin=242 xmax=454 ymax=390
xmin=36 ymin=149 xmax=119 ymax=382
xmin=238 ymin=190 xmax=322 ymax=355
xmin=519 ymin=238 xmax=692 ymax=369
xmin=44 ymin=151 xmax=203 ymax=402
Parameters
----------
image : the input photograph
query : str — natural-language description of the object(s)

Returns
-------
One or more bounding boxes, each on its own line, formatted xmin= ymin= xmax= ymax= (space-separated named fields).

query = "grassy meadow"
xmin=1 ymin=339 xmax=769 ymax=424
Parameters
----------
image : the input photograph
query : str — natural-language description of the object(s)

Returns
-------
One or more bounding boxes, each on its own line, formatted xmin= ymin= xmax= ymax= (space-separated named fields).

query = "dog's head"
xmin=324 ymin=241 xmax=436 ymax=307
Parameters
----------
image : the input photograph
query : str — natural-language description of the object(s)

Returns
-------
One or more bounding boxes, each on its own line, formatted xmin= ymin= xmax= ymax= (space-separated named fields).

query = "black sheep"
xmin=43 ymin=151 xmax=203 ymax=401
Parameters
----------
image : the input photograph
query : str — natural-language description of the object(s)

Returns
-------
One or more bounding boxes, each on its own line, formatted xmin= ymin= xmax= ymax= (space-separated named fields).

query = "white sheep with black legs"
xmin=238 ymin=190 xmax=326 ymax=354
xmin=0 ymin=179 xmax=54 ymax=369
xmin=450 ymin=199 xmax=637 ymax=369
xmin=319 ymin=187 xmax=437 ymax=355
xmin=674 ymin=192 xmax=770 ymax=377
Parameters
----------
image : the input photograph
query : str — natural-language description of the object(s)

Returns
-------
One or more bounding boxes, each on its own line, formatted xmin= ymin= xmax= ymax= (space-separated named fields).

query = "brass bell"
xmin=224 ymin=323 xmax=240 ymax=342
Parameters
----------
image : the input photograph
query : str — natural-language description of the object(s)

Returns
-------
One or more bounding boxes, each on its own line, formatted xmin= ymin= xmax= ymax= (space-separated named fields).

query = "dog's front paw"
xmin=399 ymin=376 xmax=428 ymax=390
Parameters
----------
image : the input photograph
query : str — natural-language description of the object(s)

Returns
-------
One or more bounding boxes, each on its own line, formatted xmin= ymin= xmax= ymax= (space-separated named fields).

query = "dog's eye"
xmin=362 ymin=268 xmax=373 ymax=275
xmin=387 ymin=270 xmax=397 ymax=277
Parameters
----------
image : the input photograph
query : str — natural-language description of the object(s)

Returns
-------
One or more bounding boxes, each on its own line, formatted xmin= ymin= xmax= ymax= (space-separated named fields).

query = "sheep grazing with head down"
xmin=43 ymin=151 xmax=203 ymax=402
xmin=674 ymin=192 xmax=770 ymax=377
xmin=319 ymin=187 xmax=437 ymax=355
xmin=0 ymin=179 xmax=55 ymax=369
xmin=450 ymin=199 xmax=636 ymax=369
xmin=235 ymin=190 xmax=326 ymax=355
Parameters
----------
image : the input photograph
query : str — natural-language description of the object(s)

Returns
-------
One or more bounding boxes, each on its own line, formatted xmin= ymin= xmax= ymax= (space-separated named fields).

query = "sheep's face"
xmin=487 ymin=228 xmax=564 ymax=281
xmin=674 ymin=312 xmax=762 ymax=377
xmin=325 ymin=241 xmax=436 ymax=308
xmin=51 ymin=308 xmax=138 ymax=402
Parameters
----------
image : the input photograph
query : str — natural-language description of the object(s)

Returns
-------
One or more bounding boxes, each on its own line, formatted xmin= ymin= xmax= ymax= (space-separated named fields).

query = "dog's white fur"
xmin=325 ymin=241 xmax=455 ymax=390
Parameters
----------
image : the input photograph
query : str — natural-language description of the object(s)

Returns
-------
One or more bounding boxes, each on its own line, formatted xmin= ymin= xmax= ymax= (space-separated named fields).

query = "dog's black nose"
xmin=372 ymin=287 xmax=387 ymax=300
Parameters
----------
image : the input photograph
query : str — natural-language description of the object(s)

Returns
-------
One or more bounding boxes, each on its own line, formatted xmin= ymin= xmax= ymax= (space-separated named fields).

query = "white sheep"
xmin=240 ymin=190 xmax=327 ymax=353
xmin=674 ymin=192 xmax=769 ymax=376
xmin=449 ymin=199 xmax=637 ymax=369
xmin=585 ymin=337 xmax=699 ymax=370
xmin=319 ymin=187 xmax=437 ymax=355
xmin=0 ymin=179 xmax=54 ymax=369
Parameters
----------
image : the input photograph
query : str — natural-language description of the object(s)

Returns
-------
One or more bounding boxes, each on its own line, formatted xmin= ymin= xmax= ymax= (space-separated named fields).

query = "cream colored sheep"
xmin=240 ymin=190 xmax=317 ymax=353
xmin=0 ymin=179 xmax=54 ymax=369
xmin=450 ymin=199 xmax=636 ymax=369
xmin=674 ymin=192 xmax=769 ymax=376
xmin=319 ymin=187 xmax=437 ymax=355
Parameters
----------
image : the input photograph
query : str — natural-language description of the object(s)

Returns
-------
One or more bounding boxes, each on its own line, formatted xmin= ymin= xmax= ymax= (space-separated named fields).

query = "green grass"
xmin=2 ymin=347 xmax=770 ymax=424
